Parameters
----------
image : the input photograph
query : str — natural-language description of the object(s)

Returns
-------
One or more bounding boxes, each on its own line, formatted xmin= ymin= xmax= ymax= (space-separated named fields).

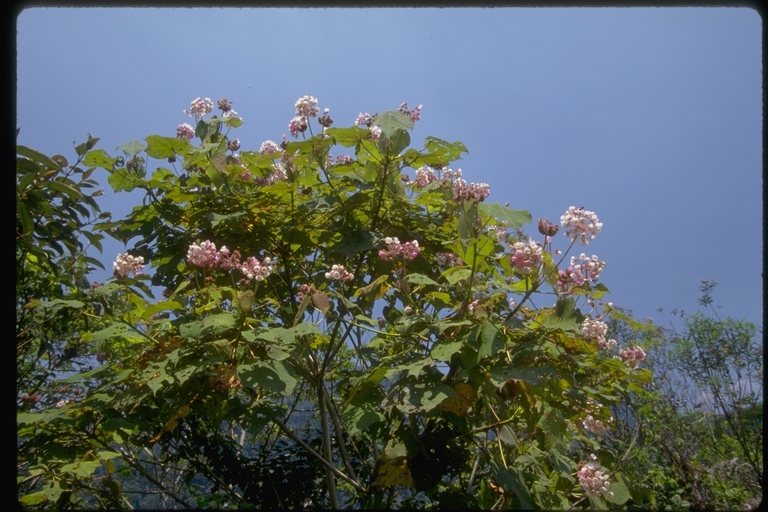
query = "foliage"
xmin=603 ymin=285 xmax=763 ymax=511
xmin=18 ymin=98 xmax=655 ymax=509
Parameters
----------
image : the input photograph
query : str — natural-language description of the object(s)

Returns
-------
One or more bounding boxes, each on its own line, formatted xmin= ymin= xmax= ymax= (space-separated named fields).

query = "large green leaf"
xmin=489 ymin=460 xmax=535 ymax=509
xmin=478 ymin=202 xmax=532 ymax=230
xmin=146 ymin=135 xmax=191 ymax=159
xmin=372 ymin=110 xmax=414 ymax=136
xmin=116 ymin=140 xmax=146 ymax=157
xmin=179 ymin=313 xmax=237 ymax=339
xmin=238 ymin=360 xmax=297 ymax=396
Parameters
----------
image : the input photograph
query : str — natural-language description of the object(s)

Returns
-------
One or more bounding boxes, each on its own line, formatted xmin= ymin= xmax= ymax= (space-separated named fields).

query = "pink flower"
xmin=325 ymin=264 xmax=354 ymax=281
xmin=619 ymin=346 xmax=646 ymax=368
xmin=509 ymin=240 xmax=543 ymax=274
xmin=113 ymin=253 xmax=145 ymax=279
xmin=176 ymin=123 xmax=195 ymax=139
xmin=294 ymin=95 xmax=319 ymax=118
xmin=218 ymin=246 xmax=242 ymax=271
xmin=355 ymin=112 xmax=373 ymax=127
xmin=413 ymin=166 xmax=438 ymax=188
xmin=370 ymin=126 xmax=382 ymax=141
xmin=561 ymin=207 xmax=602 ymax=245
xmin=259 ymin=140 xmax=280 ymax=155
xmin=288 ymin=117 xmax=307 ymax=138
xmin=379 ymin=237 xmax=420 ymax=261
xmin=187 ymin=240 xmax=219 ymax=268
xmin=578 ymin=455 xmax=614 ymax=499
xmin=239 ymin=256 xmax=274 ymax=281
xmin=436 ymin=252 xmax=463 ymax=267
xmin=217 ymin=97 xmax=233 ymax=112
xmin=557 ymin=253 xmax=605 ymax=294
xmin=452 ymin=178 xmax=490 ymax=202
xmin=185 ymin=97 xmax=213 ymax=118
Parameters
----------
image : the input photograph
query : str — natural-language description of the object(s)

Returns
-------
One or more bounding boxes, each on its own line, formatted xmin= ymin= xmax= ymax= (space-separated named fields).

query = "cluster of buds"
xmin=557 ymin=253 xmax=606 ymax=294
xmin=561 ymin=207 xmax=602 ymax=245
xmin=413 ymin=166 xmax=438 ymax=188
xmin=113 ymin=253 xmax=145 ymax=279
xmin=577 ymin=455 xmax=614 ymax=499
xmin=176 ymin=123 xmax=195 ymax=140
xmin=379 ymin=237 xmax=420 ymax=261
xmin=218 ymin=98 xmax=238 ymax=118
xmin=436 ymin=252 xmax=464 ymax=267
xmin=296 ymin=284 xmax=317 ymax=302
xmin=509 ymin=240 xmax=543 ymax=274
xmin=619 ymin=346 xmax=647 ymax=368
xmin=452 ymin=178 xmax=490 ymax=202
xmin=398 ymin=102 xmax=422 ymax=122
xmin=318 ymin=108 xmax=333 ymax=128
xmin=325 ymin=264 xmax=354 ymax=282
xmin=185 ymin=240 xmax=275 ymax=282
xmin=185 ymin=97 xmax=213 ymax=118
xmin=227 ymin=138 xmax=241 ymax=152
xmin=538 ymin=217 xmax=560 ymax=237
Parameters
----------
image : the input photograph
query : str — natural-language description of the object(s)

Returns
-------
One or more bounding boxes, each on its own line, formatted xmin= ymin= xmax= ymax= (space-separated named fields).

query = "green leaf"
xmin=17 ymin=145 xmax=61 ymax=171
xmin=146 ymin=135 xmax=190 ymax=159
xmin=478 ymin=202 xmax=532 ymax=230
xmin=478 ymin=321 xmax=505 ymax=360
xmin=379 ymin=129 xmax=411 ymax=155
xmin=430 ymin=340 xmax=463 ymax=363
xmin=489 ymin=460 xmax=535 ymax=509
xmin=108 ymin=170 xmax=139 ymax=192
xmin=607 ymin=481 xmax=630 ymax=505
xmin=60 ymin=460 xmax=101 ymax=478
xmin=489 ymin=364 xmax=557 ymax=388
xmin=372 ymin=110 xmax=414 ymax=136
xmin=116 ymin=140 xmax=146 ymax=157
xmin=325 ymin=126 xmax=368 ymax=147
xmin=405 ymin=273 xmax=440 ymax=287
xmin=19 ymin=491 xmax=47 ymax=505
xmin=179 ymin=313 xmax=237 ymax=339
xmin=84 ymin=149 xmax=118 ymax=169
xmin=238 ymin=360 xmax=297 ymax=396
xmin=141 ymin=301 xmax=185 ymax=321
xmin=541 ymin=297 xmax=584 ymax=331
xmin=329 ymin=229 xmax=377 ymax=258
xmin=237 ymin=290 xmax=255 ymax=313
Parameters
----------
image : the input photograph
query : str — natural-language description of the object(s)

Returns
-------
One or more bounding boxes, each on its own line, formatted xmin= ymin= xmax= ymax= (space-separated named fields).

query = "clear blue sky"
xmin=16 ymin=7 xmax=763 ymax=330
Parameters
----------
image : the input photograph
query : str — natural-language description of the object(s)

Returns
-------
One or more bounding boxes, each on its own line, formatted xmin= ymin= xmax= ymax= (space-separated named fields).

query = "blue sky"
xmin=16 ymin=7 xmax=763 ymax=330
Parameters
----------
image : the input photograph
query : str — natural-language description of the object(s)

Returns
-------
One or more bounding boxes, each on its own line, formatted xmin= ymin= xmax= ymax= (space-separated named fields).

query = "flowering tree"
xmin=17 ymin=96 xmax=653 ymax=509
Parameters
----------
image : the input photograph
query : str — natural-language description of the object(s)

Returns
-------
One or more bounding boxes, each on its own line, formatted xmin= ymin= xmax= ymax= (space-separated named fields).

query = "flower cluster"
xmin=227 ymin=138 xmax=241 ymax=152
xmin=619 ymin=346 xmax=647 ymax=368
xmin=577 ymin=455 xmax=614 ymax=499
xmin=355 ymin=112 xmax=373 ymax=127
xmin=510 ymin=240 xmax=543 ymax=274
xmin=295 ymin=95 xmax=319 ymax=118
xmin=259 ymin=140 xmax=280 ymax=155
xmin=240 ymin=256 xmax=274 ymax=281
xmin=398 ymin=102 xmax=422 ymax=122
xmin=185 ymin=240 xmax=274 ymax=282
xmin=113 ymin=253 xmax=145 ymax=279
xmin=318 ymin=108 xmax=333 ymax=128
xmin=581 ymin=317 xmax=616 ymax=350
xmin=325 ymin=264 xmax=354 ymax=282
xmin=414 ymin=166 xmax=438 ymax=188
xmin=176 ymin=123 xmax=195 ymax=140
xmin=561 ymin=206 xmax=602 ymax=245
xmin=379 ymin=237 xmax=420 ymax=261
xmin=557 ymin=253 xmax=606 ymax=294
xmin=187 ymin=240 xmax=220 ymax=268
xmin=335 ymin=155 xmax=353 ymax=165
xmin=538 ymin=217 xmax=560 ymax=237
xmin=254 ymin=164 xmax=288 ymax=186
xmin=370 ymin=126 xmax=382 ymax=141
xmin=436 ymin=252 xmax=464 ymax=267
xmin=185 ymin=97 xmax=213 ymax=118
xmin=488 ymin=220 xmax=509 ymax=242
xmin=452 ymin=178 xmax=490 ymax=202
xmin=288 ymin=117 xmax=308 ymax=138
xmin=583 ymin=414 xmax=611 ymax=435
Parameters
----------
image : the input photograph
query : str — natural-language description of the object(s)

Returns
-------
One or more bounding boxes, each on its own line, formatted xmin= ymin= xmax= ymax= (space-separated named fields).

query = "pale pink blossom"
xmin=113 ymin=253 xmax=145 ymax=279
xmin=379 ymin=237 xmax=420 ymax=261
xmin=176 ymin=123 xmax=195 ymax=139
xmin=510 ymin=240 xmax=543 ymax=274
xmin=259 ymin=140 xmax=280 ymax=154
xmin=185 ymin=97 xmax=213 ymax=118
xmin=577 ymin=455 xmax=613 ymax=499
xmin=288 ymin=117 xmax=307 ymax=138
xmin=187 ymin=241 xmax=219 ymax=268
xmin=452 ymin=178 xmax=490 ymax=202
xmin=414 ymin=166 xmax=438 ymax=188
xmin=561 ymin=206 xmax=602 ymax=245
xmin=325 ymin=264 xmax=354 ymax=281
xmin=239 ymin=256 xmax=274 ymax=281
xmin=295 ymin=95 xmax=319 ymax=118
xmin=370 ymin=126 xmax=382 ymax=141
xmin=619 ymin=346 xmax=646 ymax=368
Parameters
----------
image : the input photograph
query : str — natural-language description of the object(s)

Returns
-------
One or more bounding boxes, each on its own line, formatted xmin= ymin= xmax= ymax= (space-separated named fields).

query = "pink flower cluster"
xmin=452 ymin=178 xmax=490 ymax=202
xmin=619 ymin=346 xmax=646 ymax=368
xmin=186 ymin=240 xmax=274 ymax=282
xmin=379 ymin=237 xmax=420 ymax=261
xmin=325 ymin=264 xmax=354 ymax=281
xmin=577 ymin=455 xmax=613 ymax=499
xmin=176 ymin=123 xmax=195 ymax=139
xmin=355 ymin=112 xmax=373 ymax=127
xmin=436 ymin=252 xmax=464 ymax=267
xmin=581 ymin=318 xmax=616 ymax=350
xmin=113 ymin=253 xmax=145 ymax=279
xmin=295 ymin=95 xmax=319 ymax=118
xmin=254 ymin=164 xmax=288 ymax=186
xmin=259 ymin=140 xmax=280 ymax=155
xmin=414 ymin=166 xmax=438 ymax=188
xmin=557 ymin=253 xmax=605 ymax=294
xmin=288 ymin=117 xmax=308 ymax=138
xmin=187 ymin=240 xmax=219 ymax=268
xmin=583 ymin=414 xmax=611 ymax=435
xmin=370 ymin=126 xmax=382 ymax=141
xmin=185 ymin=97 xmax=213 ymax=118
xmin=561 ymin=206 xmax=602 ymax=245
xmin=217 ymin=97 xmax=233 ymax=112
xmin=509 ymin=240 xmax=543 ymax=274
